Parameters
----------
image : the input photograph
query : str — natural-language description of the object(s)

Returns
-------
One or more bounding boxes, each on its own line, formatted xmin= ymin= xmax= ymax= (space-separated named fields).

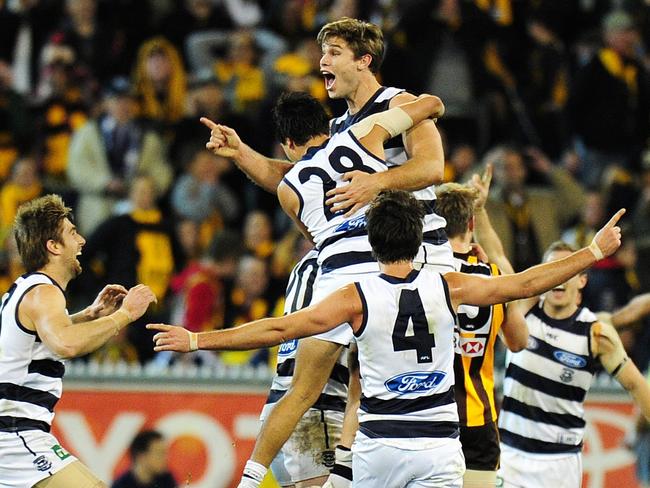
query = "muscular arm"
xmin=447 ymin=209 xmax=623 ymax=309
xmin=326 ymin=93 xmax=445 ymax=215
xmin=21 ymin=285 xmax=133 ymax=359
xmin=500 ymin=303 xmax=529 ymax=352
xmin=250 ymin=338 xmax=344 ymax=467
xmin=611 ymin=293 xmax=650 ymax=328
xmin=150 ymin=284 xmax=363 ymax=352
xmin=277 ymin=180 xmax=314 ymax=243
xmin=200 ymin=117 xmax=292 ymax=193
xmin=593 ymin=321 xmax=650 ymax=421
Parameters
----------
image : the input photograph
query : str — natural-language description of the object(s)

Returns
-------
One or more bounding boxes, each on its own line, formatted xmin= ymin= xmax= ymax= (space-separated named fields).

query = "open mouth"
xmin=321 ymin=71 xmax=336 ymax=90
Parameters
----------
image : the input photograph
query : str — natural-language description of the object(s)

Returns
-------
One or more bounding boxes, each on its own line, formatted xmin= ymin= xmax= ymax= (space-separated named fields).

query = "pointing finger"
xmin=605 ymin=208 xmax=626 ymax=228
xmin=200 ymin=117 xmax=218 ymax=130
xmin=147 ymin=323 xmax=172 ymax=332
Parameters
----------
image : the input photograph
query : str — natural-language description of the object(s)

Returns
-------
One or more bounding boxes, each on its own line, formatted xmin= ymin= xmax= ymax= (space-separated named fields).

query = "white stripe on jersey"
xmin=0 ymin=273 xmax=65 ymax=431
xmin=282 ymin=130 xmax=387 ymax=274
xmin=354 ymin=268 xmax=458 ymax=449
xmin=499 ymin=305 xmax=597 ymax=453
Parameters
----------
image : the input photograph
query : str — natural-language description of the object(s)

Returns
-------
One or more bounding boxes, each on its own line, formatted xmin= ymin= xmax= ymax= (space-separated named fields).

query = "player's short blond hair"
xmin=435 ymin=183 xmax=479 ymax=239
xmin=317 ymin=18 xmax=384 ymax=73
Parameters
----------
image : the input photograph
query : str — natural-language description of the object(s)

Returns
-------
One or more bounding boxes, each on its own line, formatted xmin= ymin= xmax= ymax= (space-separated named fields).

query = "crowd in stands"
xmin=0 ymin=0 xmax=649 ymax=371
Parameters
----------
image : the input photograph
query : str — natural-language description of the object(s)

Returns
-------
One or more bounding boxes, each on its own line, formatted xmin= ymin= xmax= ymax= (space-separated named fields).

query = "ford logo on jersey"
xmin=334 ymin=214 xmax=366 ymax=233
xmin=278 ymin=339 xmax=298 ymax=356
xmin=553 ymin=350 xmax=587 ymax=369
xmin=384 ymin=371 xmax=446 ymax=394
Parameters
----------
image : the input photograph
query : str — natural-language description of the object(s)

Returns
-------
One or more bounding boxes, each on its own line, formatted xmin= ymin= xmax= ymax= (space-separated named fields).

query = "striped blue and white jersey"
xmin=330 ymin=86 xmax=447 ymax=242
xmin=282 ymin=129 xmax=388 ymax=276
xmin=0 ymin=273 xmax=66 ymax=433
xmin=498 ymin=304 xmax=598 ymax=454
xmin=354 ymin=268 xmax=458 ymax=449
xmin=260 ymin=249 xmax=349 ymax=419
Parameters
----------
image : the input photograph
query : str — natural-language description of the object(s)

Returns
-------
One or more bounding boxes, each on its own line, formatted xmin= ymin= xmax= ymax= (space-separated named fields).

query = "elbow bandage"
xmin=592 ymin=322 xmax=628 ymax=377
xmin=350 ymin=107 xmax=414 ymax=139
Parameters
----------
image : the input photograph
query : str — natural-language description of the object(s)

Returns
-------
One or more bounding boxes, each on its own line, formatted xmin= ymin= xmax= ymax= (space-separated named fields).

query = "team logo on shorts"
xmin=278 ymin=339 xmax=298 ymax=356
xmin=384 ymin=371 xmax=446 ymax=394
xmin=51 ymin=444 xmax=71 ymax=460
xmin=322 ymin=450 xmax=335 ymax=468
xmin=33 ymin=455 xmax=52 ymax=472
xmin=553 ymin=350 xmax=587 ymax=369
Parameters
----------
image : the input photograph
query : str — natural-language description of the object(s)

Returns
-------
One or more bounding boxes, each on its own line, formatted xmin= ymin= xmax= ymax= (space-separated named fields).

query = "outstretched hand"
xmin=147 ymin=323 xmax=192 ymax=352
xmin=120 ymin=284 xmax=157 ymax=322
xmin=86 ymin=284 xmax=128 ymax=319
xmin=470 ymin=163 xmax=492 ymax=209
xmin=591 ymin=209 xmax=625 ymax=259
xmin=325 ymin=171 xmax=381 ymax=217
xmin=200 ymin=117 xmax=242 ymax=159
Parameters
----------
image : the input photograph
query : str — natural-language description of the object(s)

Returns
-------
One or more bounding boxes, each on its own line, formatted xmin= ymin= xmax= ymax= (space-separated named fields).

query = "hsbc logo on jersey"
xmin=384 ymin=371 xmax=446 ymax=394
xmin=458 ymin=337 xmax=487 ymax=357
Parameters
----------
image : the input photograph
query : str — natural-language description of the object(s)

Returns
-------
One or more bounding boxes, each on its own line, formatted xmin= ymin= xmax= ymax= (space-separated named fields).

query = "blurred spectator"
xmin=633 ymin=152 xmax=650 ymax=292
xmin=54 ymin=0 xmax=125 ymax=84
xmin=34 ymin=41 xmax=89 ymax=198
xmin=272 ymin=36 xmax=327 ymax=102
xmin=222 ymin=255 xmax=270 ymax=366
xmin=79 ymin=174 xmax=183 ymax=362
xmin=0 ymin=230 xmax=22 ymax=294
xmin=169 ymin=229 xmax=242 ymax=334
xmin=133 ymin=37 xmax=187 ymax=131
xmin=484 ymin=145 xmax=585 ymax=270
xmin=521 ymin=15 xmax=570 ymax=158
xmin=171 ymin=147 xmax=239 ymax=236
xmin=112 ymin=430 xmax=177 ymax=488
xmin=0 ymin=157 xmax=42 ymax=238
xmin=443 ymin=142 xmax=477 ymax=183
xmin=67 ymin=76 xmax=172 ymax=234
xmin=89 ymin=325 xmax=139 ymax=365
xmin=3 ymin=0 xmax=63 ymax=95
xmin=568 ymin=10 xmax=650 ymax=188
xmin=561 ymin=190 xmax=606 ymax=249
xmin=159 ymin=0 xmax=234 ymax=53
xmin=243 ymin=210 xmax=274 ymax=260
xmin=0 ymin=61 xmax=32 ymax=180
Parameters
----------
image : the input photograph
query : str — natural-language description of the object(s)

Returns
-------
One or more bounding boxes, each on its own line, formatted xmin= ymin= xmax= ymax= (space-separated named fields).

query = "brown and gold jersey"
xmin=453 ymin=252 xmax=505 ymax=427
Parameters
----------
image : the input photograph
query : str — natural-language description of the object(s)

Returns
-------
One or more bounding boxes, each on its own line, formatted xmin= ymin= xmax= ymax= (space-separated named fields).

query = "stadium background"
xmin=0 ymin=0 xmax=649 ymax=486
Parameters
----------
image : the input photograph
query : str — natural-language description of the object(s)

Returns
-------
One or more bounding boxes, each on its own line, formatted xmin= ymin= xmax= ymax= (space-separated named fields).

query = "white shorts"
xmin=497 ymin=444 xmax=582 ymax=488
xmin=0 ymin=430 xmax=78 ymax=488
xmin=352 ymin=433 xmax=465 ymax=487
xmin=270 ymin=409 xmax=344 ymax=486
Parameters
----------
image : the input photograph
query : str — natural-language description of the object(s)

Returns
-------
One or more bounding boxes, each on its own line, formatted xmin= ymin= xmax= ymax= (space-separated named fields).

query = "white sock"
xmin=237 ymin=460 xmax=267 ymax=488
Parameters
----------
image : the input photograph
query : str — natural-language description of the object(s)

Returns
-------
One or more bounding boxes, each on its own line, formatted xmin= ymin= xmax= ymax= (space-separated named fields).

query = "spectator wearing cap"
xmin=67 ymin=76 xmax=172 ymax=234
xmin=568 ymin=10 xmax=650 ymax=188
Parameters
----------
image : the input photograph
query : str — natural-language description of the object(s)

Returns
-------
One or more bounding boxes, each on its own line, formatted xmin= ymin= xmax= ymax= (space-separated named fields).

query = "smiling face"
xmin=320 ymin=36 xmax=368 ymax=99
xmin=56 ymin=218 xmax=86 ymax=278
xmin=542 ymin=249 xmax=587 ymax=317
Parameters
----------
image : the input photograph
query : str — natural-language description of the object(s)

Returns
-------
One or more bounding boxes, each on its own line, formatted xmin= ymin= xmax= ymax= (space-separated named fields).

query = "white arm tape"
xmin=349 ymin=107 xmax=414 ymax=139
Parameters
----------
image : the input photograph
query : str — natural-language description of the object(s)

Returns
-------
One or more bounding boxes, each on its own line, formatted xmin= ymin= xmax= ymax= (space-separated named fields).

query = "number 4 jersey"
xmin=282 ymin=129 xmax=388 ymax=276
xmin=353 ymin=268 xmax=458 ymax=449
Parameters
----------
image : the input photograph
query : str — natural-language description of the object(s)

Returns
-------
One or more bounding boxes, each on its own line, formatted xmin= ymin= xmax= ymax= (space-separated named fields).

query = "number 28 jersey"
xmin=354 ymin=268 xmax=458 ymax=449
xmin=282 ymin=130 xmax=388 ymax=275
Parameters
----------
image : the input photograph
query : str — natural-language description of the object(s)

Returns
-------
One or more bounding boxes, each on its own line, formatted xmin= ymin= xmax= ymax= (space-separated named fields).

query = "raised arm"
xmin=446 ymin=209 xmax=625 ymax=309
xmin=21 ymin=284 xmax=156 ymax=359
xmin=470 ymin=164 xmax=514 ymax=274
xmin=326 ymin=92 xmax=445 ymax=216
xmin=611 ymin=293 xmax=650 ymax=328
xmin=592 ymin=321 xmax=650 ymax=421
xmin=149 ymin=284 xmax=363 ymax=352
xmin=200 ymin=117 xmax=293 ymax=193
